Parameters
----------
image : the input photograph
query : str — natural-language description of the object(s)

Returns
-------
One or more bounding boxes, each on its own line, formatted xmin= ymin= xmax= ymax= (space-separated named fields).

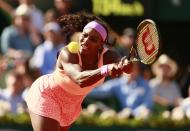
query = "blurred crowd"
xmin=0 ymin=0 xmax=190 ymax=122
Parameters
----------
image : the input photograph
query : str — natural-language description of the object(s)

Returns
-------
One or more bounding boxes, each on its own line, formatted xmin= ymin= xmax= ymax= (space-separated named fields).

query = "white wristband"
xmin=100 ymin=65 xmax=109 ymax=76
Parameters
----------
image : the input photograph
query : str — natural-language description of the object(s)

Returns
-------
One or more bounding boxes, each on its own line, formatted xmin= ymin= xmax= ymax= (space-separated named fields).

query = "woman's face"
xmin=79 ymin=28 xmax=104 ymax=55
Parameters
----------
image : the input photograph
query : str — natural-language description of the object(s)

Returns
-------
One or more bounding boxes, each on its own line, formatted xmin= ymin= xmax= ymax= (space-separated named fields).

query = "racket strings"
xmin=136 ymin=23 xmax=159 ymax=64
xmin=137 ymin=41 xmax=158 ymax=63
xmin=142 ymin=50 xmax=158 ymax=64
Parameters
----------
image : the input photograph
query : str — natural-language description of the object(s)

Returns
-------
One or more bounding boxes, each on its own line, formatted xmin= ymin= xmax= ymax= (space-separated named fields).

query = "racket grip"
xmin=127 ymin=46 xmax=134 ymax=60
xmin=127 ymin=53 xmax=131 ymax=60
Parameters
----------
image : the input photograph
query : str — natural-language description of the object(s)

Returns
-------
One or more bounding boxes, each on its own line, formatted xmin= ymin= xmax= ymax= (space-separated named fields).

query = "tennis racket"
xmin=128 ymin=19 xmax=160 ymax=65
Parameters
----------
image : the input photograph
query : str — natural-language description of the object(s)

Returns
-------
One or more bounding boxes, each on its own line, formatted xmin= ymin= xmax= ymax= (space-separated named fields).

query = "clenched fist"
xmin=107 ymin=56 xmax=133 ymax=77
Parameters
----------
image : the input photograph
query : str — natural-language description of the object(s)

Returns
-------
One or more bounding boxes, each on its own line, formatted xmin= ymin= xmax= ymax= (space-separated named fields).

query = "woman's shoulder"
xmin=58 ymin=46 xmax=79 ymax=64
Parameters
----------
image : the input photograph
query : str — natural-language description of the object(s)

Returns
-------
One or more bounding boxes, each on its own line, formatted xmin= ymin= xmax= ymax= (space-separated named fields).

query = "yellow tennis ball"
xmin=68 ymin=42 xmax=80 ymax=53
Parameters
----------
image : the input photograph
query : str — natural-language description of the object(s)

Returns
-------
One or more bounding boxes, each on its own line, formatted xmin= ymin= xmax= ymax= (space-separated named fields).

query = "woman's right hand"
xmin=107 ymin=57 xmax=133 ymax=77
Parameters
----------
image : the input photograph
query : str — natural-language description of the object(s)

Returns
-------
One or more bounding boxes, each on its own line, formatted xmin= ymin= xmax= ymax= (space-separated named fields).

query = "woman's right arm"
xmin=57 ymin=48 xmax=123 ymax=88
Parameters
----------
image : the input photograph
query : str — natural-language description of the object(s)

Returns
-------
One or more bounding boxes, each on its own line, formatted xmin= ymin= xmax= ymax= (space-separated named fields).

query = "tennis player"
xmin=25 ymin=12 xmax=132 ymax=131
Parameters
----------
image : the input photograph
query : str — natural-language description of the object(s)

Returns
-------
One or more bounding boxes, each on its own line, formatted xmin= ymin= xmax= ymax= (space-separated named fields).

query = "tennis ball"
xmin=68 ymin=42 xmax=80 ymax=53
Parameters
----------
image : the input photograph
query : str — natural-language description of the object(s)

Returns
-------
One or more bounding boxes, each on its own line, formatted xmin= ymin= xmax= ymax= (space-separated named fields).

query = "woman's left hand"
xmin=108 ymin=56 xmax=133 ymax=77
xmin=118 ymin=56 xmax=133 ymax=74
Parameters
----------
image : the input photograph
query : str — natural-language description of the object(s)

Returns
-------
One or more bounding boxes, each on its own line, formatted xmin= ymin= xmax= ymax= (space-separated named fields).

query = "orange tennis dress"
xmin=25 ymin=48 xmax=108 ymax=127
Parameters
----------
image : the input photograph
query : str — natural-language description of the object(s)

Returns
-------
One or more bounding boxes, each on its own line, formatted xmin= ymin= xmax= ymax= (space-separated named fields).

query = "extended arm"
xmin=57 ymin=47 xmax=130 ymax=87
xmin=57 ymin=47 xmax=105 ymax=87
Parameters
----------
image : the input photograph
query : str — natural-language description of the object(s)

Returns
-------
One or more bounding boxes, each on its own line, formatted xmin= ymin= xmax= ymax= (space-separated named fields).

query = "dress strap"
xmin=77 ymin=52 xmax=82 ymax=67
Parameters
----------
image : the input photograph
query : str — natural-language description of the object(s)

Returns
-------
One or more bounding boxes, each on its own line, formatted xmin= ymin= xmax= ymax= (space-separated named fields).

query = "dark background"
xmin=0 ymin=0 xmax=190 ymax=67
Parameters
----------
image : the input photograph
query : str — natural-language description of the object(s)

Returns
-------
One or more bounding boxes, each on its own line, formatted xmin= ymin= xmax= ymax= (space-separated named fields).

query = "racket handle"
xmin=127 ymin=53 xmax=131 ymax=60
xmin=130 ymin=58 xmax=139 ymax=62
xmin=123 ymin=58 xmax=139 ymax=66
xmin=127 ymin=46 xmax=134 ymax=60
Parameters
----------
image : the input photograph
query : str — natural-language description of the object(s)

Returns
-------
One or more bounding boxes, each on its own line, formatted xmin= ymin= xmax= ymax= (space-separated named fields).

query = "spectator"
xmin=115 ymin=27 xmax=136 ymax=57
xmin=0 ymin=50 xmax=31 ymax=89
xmin=20 ymin=59 xmax=41 ymax=101
xmin=170 ymin=88 xmax=190 ymax=120
xmin=44 ymin=9 xmax=58 ymax=24
xmin=150 ymin=54 xmax=182 ymax=112
xmin=0 ymin=55 xmax=7 ymax=78
xmin=54 ymin=0 xmax=73 ymax=17
xmin=142 ymin=65 xmax=153 ymax=81
xmin=1 ymin=5 xmax=38 ymax=58
xmin=18 ymin=0 xmax=44 ymax=33
xmin=0 ymin=0 xmax=44 ymax=33
xmin=170 ymin=66 xmax=190 ymax=120
xmin=30 ymin=22 xmax=65 ymax=75
xmin=88 ymin=62 xmax=153 ymax=119
xmin=0 ymin=56 xmax=8 ymax=89
xmin=0 ymin=69 xmax=26 ymax=114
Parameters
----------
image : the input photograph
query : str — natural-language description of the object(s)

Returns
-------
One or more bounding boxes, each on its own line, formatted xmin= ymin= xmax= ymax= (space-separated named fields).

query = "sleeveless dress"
xmin=25 ymin=48 xmax=108 ymax=127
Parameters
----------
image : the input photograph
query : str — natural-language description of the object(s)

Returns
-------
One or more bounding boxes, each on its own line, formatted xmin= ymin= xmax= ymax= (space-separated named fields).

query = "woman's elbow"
xmin=72 ymin=74 xmax=86 ymax=87
xmin=75 ymin=76 xmax=93 ymax=88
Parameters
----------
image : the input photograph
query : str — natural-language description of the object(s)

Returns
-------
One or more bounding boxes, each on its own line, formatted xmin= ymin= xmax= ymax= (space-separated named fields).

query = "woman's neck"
xmin=80 ymin=52 xmax=100 ymax=70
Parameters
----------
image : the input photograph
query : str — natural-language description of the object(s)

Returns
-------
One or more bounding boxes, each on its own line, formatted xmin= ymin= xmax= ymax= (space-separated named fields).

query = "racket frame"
xmin=128 ymin=19 xmax=161 ymax=65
